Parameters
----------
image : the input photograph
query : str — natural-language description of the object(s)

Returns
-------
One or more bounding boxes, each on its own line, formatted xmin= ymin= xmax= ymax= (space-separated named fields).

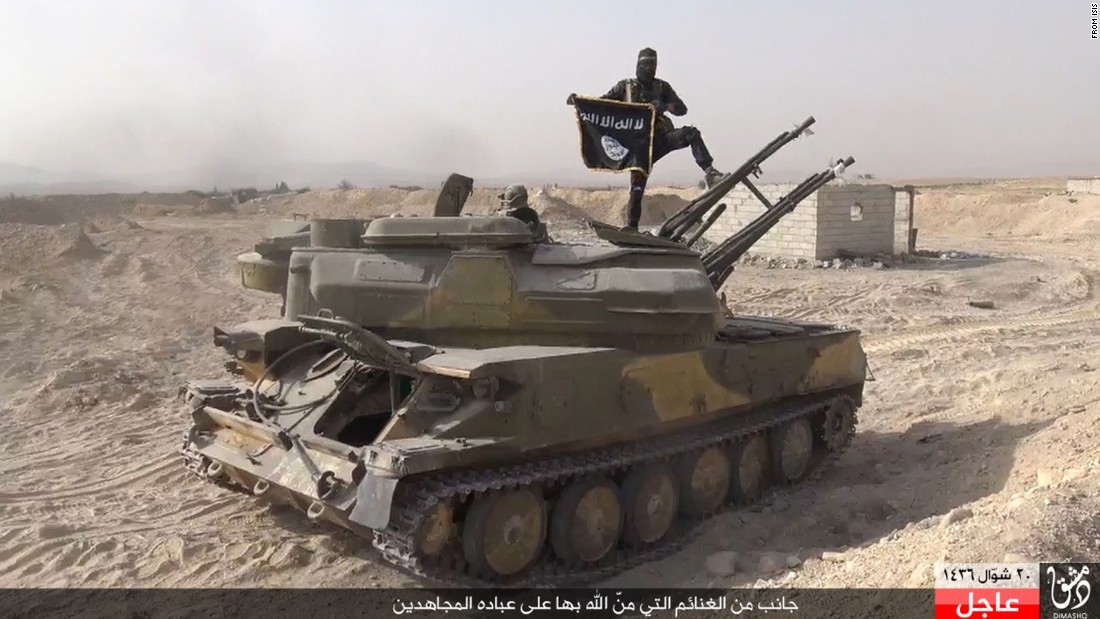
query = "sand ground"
xmin=0 ymin=179 xmax=1098 ymax=591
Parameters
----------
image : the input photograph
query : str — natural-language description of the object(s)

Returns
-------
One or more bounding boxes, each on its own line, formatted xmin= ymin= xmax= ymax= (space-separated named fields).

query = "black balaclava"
xmin=636 ymin=47 xmax=657 ymax=85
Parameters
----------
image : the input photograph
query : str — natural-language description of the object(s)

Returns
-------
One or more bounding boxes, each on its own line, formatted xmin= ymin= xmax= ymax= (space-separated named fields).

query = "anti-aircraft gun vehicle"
xmin=178 ymin=117 xmax=867 ymax=587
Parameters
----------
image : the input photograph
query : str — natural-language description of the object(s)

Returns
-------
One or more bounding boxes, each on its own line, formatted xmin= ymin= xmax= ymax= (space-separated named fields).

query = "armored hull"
xmin=178 ymin=120 xmax=867 ymax=586
xmin=181 ymin=312 xmax=862 ymax=586
xmin=179 ymin=212 xmax=865 ymax=587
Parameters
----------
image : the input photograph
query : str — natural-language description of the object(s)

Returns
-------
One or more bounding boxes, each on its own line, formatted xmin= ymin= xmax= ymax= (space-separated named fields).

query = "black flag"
xmin=571 ymin=96 xmax=655 ymax=174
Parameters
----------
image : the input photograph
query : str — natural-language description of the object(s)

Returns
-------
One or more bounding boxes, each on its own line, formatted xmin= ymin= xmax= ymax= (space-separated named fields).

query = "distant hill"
xmin=0 ymin=180 xmax=146 ymax=195
xmin=0 ymin=162 xmax=86 ymax=187
xmin=0 ymin=160 xmax=439 ymax=196
xmin=124 ymin=161 xmax=438 ymax=192
xmin=0 ymin=162 xmax=140 ymax=194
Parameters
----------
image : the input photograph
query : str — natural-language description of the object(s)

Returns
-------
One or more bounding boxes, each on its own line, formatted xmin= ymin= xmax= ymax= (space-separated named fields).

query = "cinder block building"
xmin=1067 ymin=177 xmax=1100 ymax=194
xmin=699 ymin=182 xmax=915 ymax=261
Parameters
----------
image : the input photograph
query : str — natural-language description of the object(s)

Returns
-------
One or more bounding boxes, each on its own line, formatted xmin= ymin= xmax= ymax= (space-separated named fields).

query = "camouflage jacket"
xmin=602 ymin=78 xmax=687 ymax=132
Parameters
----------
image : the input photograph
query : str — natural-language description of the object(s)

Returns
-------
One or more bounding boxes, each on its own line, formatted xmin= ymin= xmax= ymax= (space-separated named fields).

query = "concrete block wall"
xmin=893 ymin=187 xmax=913 ymax=254
xmin=700 ymin=182 xmax=901 ymax=261
xmin=815 ymin=184 xmax=896 ymax=259
xmin=700 ymin=183 xmax=818 ymax=260
xmin=1067 ymin=178 xmax=1100 ymax=194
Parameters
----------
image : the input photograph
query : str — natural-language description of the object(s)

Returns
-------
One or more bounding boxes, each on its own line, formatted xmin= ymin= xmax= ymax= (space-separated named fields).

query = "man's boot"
xmin=704 ymin=166 xmax=726 ymax=189
xmin=621 ymin=212 xmax=639 ymax=232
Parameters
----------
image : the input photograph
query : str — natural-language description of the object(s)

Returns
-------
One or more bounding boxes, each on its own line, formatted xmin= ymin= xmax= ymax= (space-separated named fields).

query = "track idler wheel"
xmin=550 ymin=477 xmax=624 ymax=564
xmin=770 ymin=418 xmax=814 ymax=484
xmin=415 ymin=501 xmax=454 ymax=557
xmin=462 ymin=487 xmax=547 ymax=578
xmin=621 ymin=463 xmax=679 ymax=547
xmin=675 ymin=446 xmax=731 ymax=516
xmin=821 ymin=398 xmax=856 ymax=452
xmin=728 ymin=434 xmax=769 ymax=501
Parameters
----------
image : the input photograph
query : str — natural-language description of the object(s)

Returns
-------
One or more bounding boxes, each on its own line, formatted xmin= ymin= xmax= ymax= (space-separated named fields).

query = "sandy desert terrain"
xmin=0 ymin=177 xmax=1098 ymax=595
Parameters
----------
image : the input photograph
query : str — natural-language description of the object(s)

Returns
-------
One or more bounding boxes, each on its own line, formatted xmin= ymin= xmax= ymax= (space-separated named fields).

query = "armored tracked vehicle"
xmin=179 ymin=118 xmax=867 ymax=587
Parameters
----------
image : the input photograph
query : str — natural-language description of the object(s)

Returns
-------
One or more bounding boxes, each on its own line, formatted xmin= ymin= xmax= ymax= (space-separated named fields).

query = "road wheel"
xmin=550 ymin=477 xmax=623 ymax=563
xmin=771 ymin=418 xmax=814 ymax=483
xmin=621 ymin=463 xmax=679 ymax=547
xmin=462 ymin=487 xmax=546 ymax=578
xmin=676 ymin=446 xmax=732 ymax=515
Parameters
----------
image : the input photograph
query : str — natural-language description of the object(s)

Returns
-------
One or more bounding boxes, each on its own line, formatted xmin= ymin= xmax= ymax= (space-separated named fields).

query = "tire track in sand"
xmin=863 ymin=270 xmax=1098 ymax=355
xmin=863 ymin=302 xmax=1100 ymax=355
xmin=0 ymin=453 xmax=176 ymax=504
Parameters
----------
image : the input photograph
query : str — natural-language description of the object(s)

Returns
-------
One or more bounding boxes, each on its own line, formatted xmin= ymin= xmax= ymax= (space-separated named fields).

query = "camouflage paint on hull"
xmin=178 ymin=155 xmax=868 ymax=585
xmin=180 ymin=314 xmax=865 ymax=576
xmin=282 ymin=218 xmax=726 ymax=353
xmin=237 ymin=252 xmax=289 ymax=296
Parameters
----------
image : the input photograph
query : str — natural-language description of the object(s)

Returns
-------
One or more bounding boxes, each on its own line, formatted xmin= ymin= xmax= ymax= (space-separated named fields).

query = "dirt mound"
xmin=530 ymin=191 xmax=591 ymax=223
xmin=535 ymin=186 xmax=694 ymax=226
xmin=915 ymin=185 xmax=1100 ymax=237
xmin=259 ymin=187 xmax=422 ymax=219
xmin=0 ymin=193 xmax=198 ymax=225
xmin=266 ymin=187 xmax=508 ymax=219
xmin=637 ymin=192 xmax=691 ymax=225
xmin=54 ymin=224 xmax=107 ymax=260
xmin=0 ymin=197 xmax=79 ymax=225
xmin=97 ymin=251 xmax=159 ymax=282
xmin=21 ymin=355 xmax=150 ymax=413
xmin=131 ymin=203 xmax=180 ymax=217
xmin=132 ymin=202 xmax=236 ymax=218
xmin=196 ymin=196 xmax=237 ymax=214
xmin=85 ymin=215 xmax=146 ymax=234
xmin=0 ymin=224 xmax=107 ymax=274
xmin=259 ymin=185 xmax=700 ymax=225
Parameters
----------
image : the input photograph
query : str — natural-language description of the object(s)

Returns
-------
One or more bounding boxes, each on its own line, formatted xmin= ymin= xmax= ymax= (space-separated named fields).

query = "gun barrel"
xmin=701 ymin=170 xmax=827 ymax=273
xmin=684 ymin=203 xmax=727 ymax=248
xmin=702 ymin=157 xmax=855 ymax=289
xmin=702 ymin=155 xmax=855 ymax=268
xmin=658 ymin=116 xmax=816 ymax=240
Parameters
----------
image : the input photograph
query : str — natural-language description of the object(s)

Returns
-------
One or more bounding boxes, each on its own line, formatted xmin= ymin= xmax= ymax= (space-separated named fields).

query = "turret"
xmin=281 ymin=215 xmax=723 ymax=352
xmin=640 ymin=117 xmax=855 ymax=290
xmin=236 ymin=172 xmax=474 ymax=300
xmin=232 ymin=117 xmax=856 ymax=353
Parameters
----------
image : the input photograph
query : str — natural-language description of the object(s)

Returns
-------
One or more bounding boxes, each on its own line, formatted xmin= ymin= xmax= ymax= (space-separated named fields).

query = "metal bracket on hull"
xmin=588 ymin=220 xmax=696 ymax=249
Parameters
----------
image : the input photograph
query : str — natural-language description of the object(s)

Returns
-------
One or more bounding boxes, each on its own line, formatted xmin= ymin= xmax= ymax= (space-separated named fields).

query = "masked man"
xmin=569 ymin=48 xmax=725 ymax=230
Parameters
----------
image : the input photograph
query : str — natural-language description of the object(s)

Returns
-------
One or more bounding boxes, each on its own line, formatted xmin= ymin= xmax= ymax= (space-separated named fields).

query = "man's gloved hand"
xmin=566 ymin=93 xmax=577 ymax=105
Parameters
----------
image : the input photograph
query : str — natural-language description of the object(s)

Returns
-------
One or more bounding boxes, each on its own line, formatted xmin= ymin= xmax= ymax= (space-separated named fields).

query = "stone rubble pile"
xmin=733 ymin=248 xmax=990 ymax=271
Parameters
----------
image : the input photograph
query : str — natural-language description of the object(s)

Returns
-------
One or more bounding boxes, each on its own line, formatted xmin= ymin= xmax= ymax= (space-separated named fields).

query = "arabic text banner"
xmin=571 ymin=96 xmax=655 ymax=175
xmin=934 ymin=588 xmax=1038 ymax=619
xmin=0 ymin=587 xmax=939 ymax=618
xmin=935 ymin=562 xmax=1046 ymax=619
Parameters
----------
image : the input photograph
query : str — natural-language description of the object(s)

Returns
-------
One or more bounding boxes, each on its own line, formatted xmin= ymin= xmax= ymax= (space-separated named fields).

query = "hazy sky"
xmin=1 ymin=0 xmax=1097 ymax=185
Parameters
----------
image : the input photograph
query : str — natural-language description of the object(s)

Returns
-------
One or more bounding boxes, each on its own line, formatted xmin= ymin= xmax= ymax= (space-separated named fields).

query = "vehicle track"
xmin=176 ymin=391 xmax=859 ymax=588
xmin=371 ymin=392 xmax=858 ymax=588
